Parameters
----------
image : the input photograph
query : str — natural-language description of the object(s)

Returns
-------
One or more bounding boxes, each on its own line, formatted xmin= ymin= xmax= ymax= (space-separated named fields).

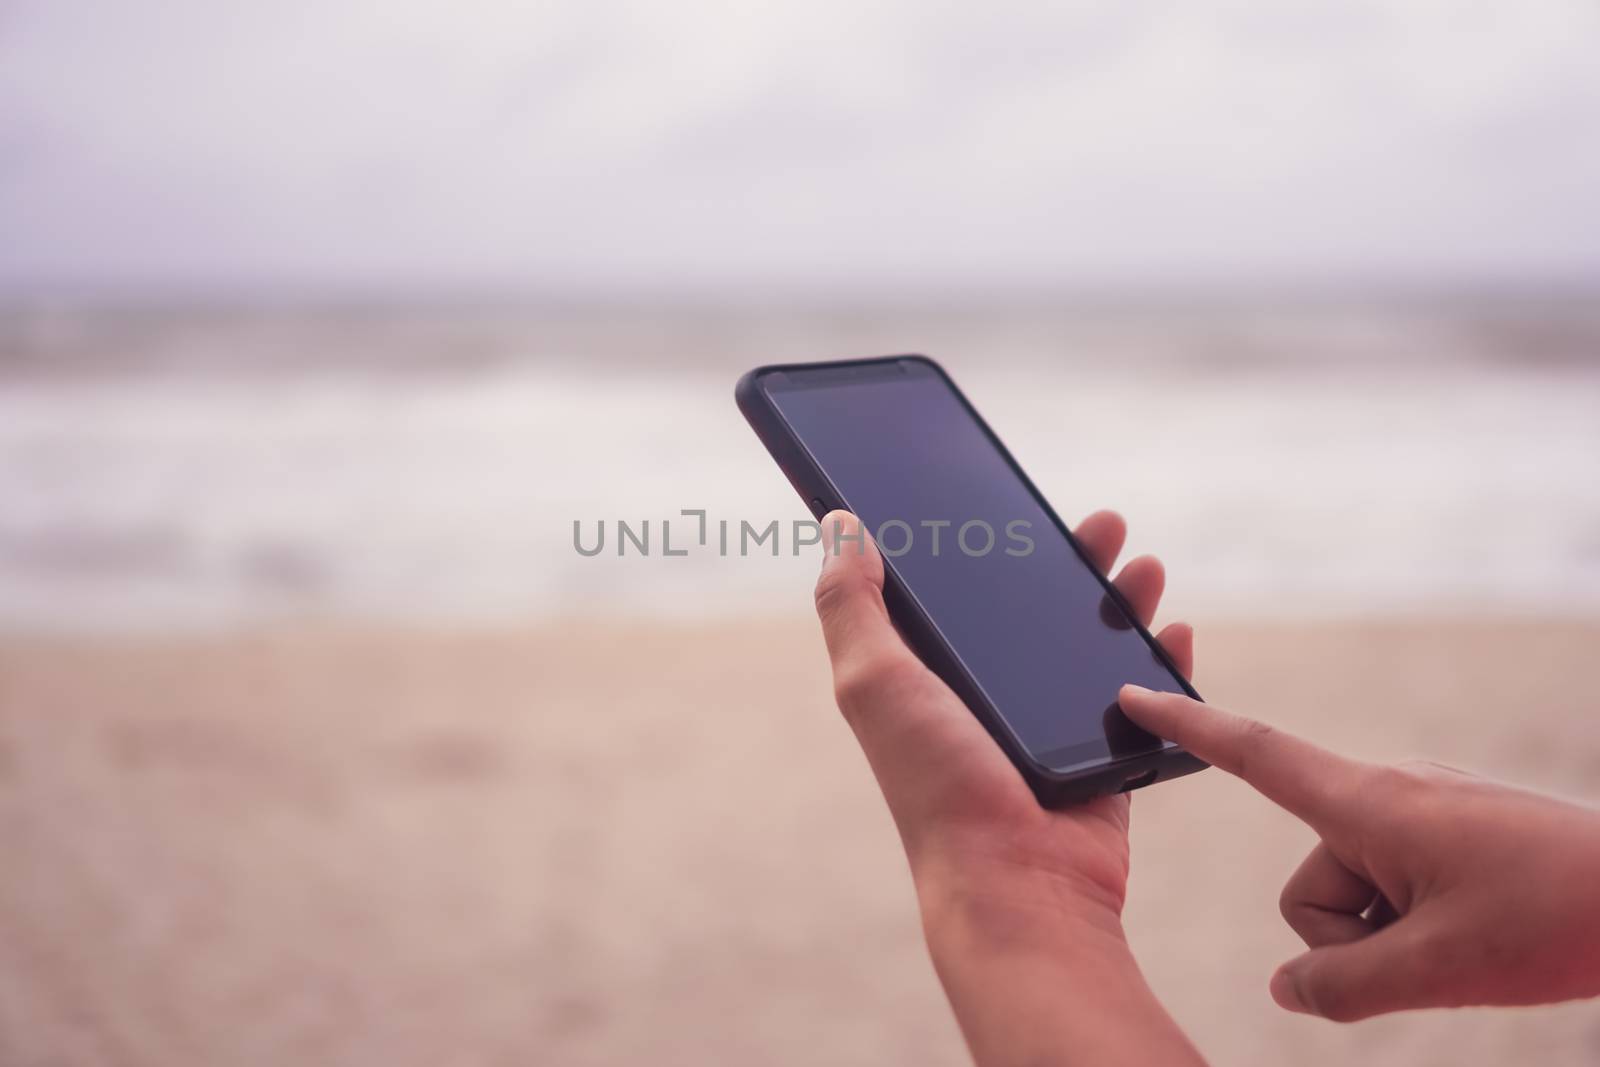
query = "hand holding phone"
xmin=815 ymin=508 xmax=1194 ymax=904
xmin=1120 ymin=687 xmax=1600 ymax=1022
xmin=812 ymin=510 xmax=1208 ymax=1067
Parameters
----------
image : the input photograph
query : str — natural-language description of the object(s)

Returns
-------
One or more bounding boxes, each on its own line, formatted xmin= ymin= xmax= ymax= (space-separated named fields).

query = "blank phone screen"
xmin=766 ymin=359 xmax=1187 ymax=771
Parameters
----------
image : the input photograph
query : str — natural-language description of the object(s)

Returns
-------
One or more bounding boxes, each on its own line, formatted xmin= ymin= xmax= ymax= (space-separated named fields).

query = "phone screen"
xmin=765 ymin=359 xmax=1187 ymax=772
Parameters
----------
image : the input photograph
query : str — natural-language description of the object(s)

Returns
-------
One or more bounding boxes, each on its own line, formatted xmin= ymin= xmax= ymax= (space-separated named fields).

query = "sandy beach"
xmin=3 ymin=302 xmax=1598 ymax=1063
xmin=3 ymin=616 xmax=1598 ymax=1066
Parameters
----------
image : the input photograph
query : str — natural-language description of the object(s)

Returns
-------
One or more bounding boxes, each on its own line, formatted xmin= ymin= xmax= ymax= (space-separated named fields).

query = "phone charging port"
xmin=1119 ymin=769 xmax=1159 ymax=793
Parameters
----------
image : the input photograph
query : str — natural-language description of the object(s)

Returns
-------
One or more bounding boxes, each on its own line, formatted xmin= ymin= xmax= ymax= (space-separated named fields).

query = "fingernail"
xmin=1270 ymin=968 xmax=1308 ymax=1014
xmin=1120 ymin=684 xmax=1153 ymax=697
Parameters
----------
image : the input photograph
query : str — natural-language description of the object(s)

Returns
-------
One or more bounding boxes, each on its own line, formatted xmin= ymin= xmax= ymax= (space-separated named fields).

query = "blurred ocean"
xmin=2 ymin=299 xmax=1598 ymax=632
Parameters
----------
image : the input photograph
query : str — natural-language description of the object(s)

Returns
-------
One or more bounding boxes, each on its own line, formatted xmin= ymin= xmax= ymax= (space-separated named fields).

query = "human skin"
xmin=812 ymin=509 xmax=1207 ymax=1067
xmin=1118 ymin=685 xmax=1600 ymax=1022
xmin=811 ymin=507 xmax=1600 ymax=1064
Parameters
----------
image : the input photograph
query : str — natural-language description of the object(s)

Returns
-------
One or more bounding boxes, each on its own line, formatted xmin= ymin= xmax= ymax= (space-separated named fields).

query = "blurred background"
xmin=2 ymin=2 xmax=1598 ymax=1064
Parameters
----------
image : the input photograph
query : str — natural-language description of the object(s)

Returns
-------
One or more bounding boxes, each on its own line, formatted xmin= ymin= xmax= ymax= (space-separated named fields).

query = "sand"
xmin=2 ymin=617 xmax=1599 ymax=1066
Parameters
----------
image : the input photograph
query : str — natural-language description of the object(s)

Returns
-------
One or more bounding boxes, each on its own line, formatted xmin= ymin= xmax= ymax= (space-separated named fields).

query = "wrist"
xmin=913 ymin=860 xmax=1204 ymax=1067
xmin=915 ymin=854 xmax=1131 ymax=964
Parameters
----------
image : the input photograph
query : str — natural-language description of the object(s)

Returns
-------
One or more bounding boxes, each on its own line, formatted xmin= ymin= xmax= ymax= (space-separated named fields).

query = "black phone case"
xmin=735 ymin=354 xmax=1207 ymax=807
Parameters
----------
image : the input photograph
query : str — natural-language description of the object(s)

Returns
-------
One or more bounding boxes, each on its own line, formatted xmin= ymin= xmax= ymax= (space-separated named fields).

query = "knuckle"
xmin=1238 ymin=716 xmax=1277 ymax=744
xmin=1394 ymin=757 xmax=1441 ymax=778
xmin=831 ymin=651 xmax=915 ymax=715
xmin=812 ymin=567 xmax=855 ymax=619
xmin=829 ymin=660 xmax=870 ymax=712
xmin=1359 ymin=764 xmax=1436 ymax=830
xmin=1382 ymin=759 xmax=1453 ymax=797
xmin=1278 ymin=883 xmax=1299 ymax=925
xmin=1228 ymin=715 xmax=1276 ymax=778
xmin=1395 ymin=757 xmax=1471 ymax=781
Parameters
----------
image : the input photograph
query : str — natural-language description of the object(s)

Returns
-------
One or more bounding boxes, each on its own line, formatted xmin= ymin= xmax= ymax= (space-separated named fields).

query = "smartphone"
xmin=736 ymin=355 xmax=1206 ymax=806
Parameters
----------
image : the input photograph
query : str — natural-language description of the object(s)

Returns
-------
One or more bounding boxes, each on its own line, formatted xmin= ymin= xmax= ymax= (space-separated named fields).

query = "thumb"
xmin=811 ymin=511 xmax=1012 ymax=833
xmin=813 ymin=511 xmax=901 ymax=679
xmin=1270 ymin=917 xmax=1445 ymax=1022
xmin=812 ymin=511 xmax=940 ymax=742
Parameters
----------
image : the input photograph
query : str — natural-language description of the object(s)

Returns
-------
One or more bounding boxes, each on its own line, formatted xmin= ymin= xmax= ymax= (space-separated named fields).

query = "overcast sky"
xmin=3 ymin=0 xmax=1599 ymax=299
